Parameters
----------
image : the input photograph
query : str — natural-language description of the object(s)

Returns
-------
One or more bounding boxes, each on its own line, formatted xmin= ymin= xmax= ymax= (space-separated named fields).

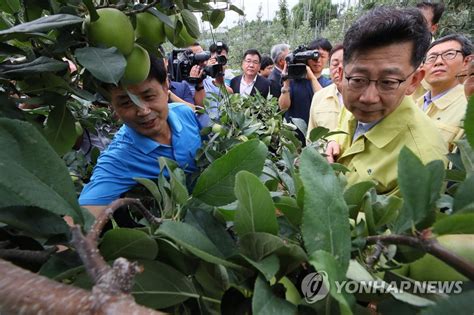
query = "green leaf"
xmin=99 ymin=228 xmax=158 ymax=261
xmin=362 ymin=194 xmax=375 ymax=235
xmin=234 ymin=171 xmax=278 ymax=236
xmin=239 ymin=232 xmax=307 ymax=276
xmin=452 ymin=175 xmax=474 ymax=212
xmin=242 ymin=254 xmax=280 ymax=282
xmin=0 ymin=14 xmax=83 ymax=36
xmin=0 ymin=0 xmax=21 ymax=14
xmin=181 ymin=9 xmax=200 ymax=39
xmin=420 ymin=289 xmax=474 ymax=315
xmin=458 ymin=139 xmax=474 ymax=176
xmin=394 ymin=147 xmax=444 ymax=233
xmin=156 ymin=221 xmax=246 ymax=271
xmin=229 ymin=4 xmax=245 ymax=15
xmin=432 ymin=213 xmax=474 ymax=235
xmin=193 ymin=139 xmax=268 ymax=206
xmin=159 ymin=157 xmax=189 ymax=205
xmin=344 ymin=181 xmax=375 ymax=219
xmin=43 ymin=100 xmax=77 ymax=156
xmin=147 ymin=7 xmax=174 ymax=28
xmin=209 ymin=9 xmax=225 ymax=29
xmin=0 ymin=118 xmax=83 ymax=223
xmin=252 ymin=276 xmax=297 ymax=315
xmin=134 ymin=177 xmax=162 ymax=204
xmin=75 ymin=47 xmax=126 ymax=85
xmin=0 ymin=42 xmax=24 ymax=57
xmin=309 ymin=126 xmax=330 ymax=142
xmin=309 ymin=250 xmax=355 ymax=314
xmin=185 ymin=207 xmax=237 ymax=258
xmin=300 ymin=147 xmax=351 ymax=272
xmin=194 ymin=262 xmax=229 ymax=299
xmin=464 ymin=96 xmax=474 ymax=148
xmin=132 ymin=260 xmax=197 ymax=309
xmin=274 ymin=196 xmax=302 ymax=226
xmin=0 ymin=206 xmax=70 ymax=238
xmin=0 ymin=93 xmax=25 ymax=120
xmin=372 ymin=194 xmax=402 ymax=228
xmin=0 ymin=56 xmax=68 ymax=78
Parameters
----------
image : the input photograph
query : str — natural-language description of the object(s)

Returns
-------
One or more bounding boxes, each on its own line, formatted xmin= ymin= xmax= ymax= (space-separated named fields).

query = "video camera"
xmin=285 ymin=45 xmax=320 ymax=80
xmin=168 ymin=49 xmax=211 ymax=83
xmin=168 ymin=45 xmax=228 ymax=83
xmin=202 ymin=54 xmax=227 ymax=79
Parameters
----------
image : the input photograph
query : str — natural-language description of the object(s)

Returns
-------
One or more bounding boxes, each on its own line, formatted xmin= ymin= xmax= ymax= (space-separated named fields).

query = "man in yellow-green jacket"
xmin=325 ymin=7 xmax=447 ymax=196
xmin=417 ymin=34 xmax=472 ymax=151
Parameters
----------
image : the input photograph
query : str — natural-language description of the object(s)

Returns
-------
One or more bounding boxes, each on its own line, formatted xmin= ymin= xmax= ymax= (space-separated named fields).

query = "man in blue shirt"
xmin=79 ymin=56 xmax=201 ymax=217
xmin=279 ymin=38 xmax=333 ymax=144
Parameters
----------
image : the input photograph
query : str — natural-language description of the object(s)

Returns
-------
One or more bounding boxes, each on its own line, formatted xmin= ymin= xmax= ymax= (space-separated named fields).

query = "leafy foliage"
xmin=0 ymin=1 xmax=473 ymax=314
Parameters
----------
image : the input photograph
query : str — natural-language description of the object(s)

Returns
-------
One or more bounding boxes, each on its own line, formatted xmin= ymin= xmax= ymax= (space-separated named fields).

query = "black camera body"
xmin=168 ymin=49 xmax=211 ymax=82
xmin=202 ymin=54 xmax=227 ymax=79
xmin=285 ymin=45 xmax=320 ymax=80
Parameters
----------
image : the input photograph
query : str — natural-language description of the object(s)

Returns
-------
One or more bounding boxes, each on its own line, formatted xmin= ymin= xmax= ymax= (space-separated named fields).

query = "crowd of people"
xmin=78 ymin=2 xmax=473 ymax=213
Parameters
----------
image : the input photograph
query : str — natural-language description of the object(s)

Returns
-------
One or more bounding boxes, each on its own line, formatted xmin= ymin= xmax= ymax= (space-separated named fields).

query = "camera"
xmin=202 ymin=54 xmax=227 ymax=79
xmin=285 ymin=45 xmax=320 ymax=80
xmin=168 ymin=49 xmax=211 ymax=83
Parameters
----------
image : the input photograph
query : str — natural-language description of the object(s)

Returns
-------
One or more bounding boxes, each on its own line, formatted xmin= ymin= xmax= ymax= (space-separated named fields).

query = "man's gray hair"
xmin=270 ymin=44 xmax=290 ymax=63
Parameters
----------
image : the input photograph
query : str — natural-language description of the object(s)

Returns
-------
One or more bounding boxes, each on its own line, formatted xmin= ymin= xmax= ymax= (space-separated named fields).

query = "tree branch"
xmin=71 ymin=198 xmax=162 ymax=294
xmin=125 ymin=1 xmax=159 ymax=15
xmin=0 ymin=259 xmax=165 ymax=314
xmin=366 ymin=240 xmax=384 ymax=269
xmin=0 ymin=247 xmax=57 ymax=265
xmin=366 ymin=234 xmax=474 ymax=282
xmin=88 ymin=198 xmax=162 ymax=244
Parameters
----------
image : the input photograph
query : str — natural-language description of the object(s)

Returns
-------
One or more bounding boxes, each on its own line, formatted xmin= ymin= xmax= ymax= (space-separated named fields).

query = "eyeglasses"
xmin=456 ymin=69 xmax=474 ymax=82
xmin=344 ymin=68 xmax=417 ymax=93
xmin=424 ymin=50 xmax=463 ymax=64
xmin=244 ymin=59 xmax=260 ymax=65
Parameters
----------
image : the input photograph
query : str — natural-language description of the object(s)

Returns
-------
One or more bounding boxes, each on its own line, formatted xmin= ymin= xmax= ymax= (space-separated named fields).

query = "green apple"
xmin=135 ymin=12 xmax=165 ymax=46
xmin=164 ymin=15 xmax=197 ymax=48
xmin=84 ymin=8 xmax=134 ymax=55
xmin=409 ymin=234 xmax=474 ymax=281
xmin=121 ymin=44 xmax=150 ymax=85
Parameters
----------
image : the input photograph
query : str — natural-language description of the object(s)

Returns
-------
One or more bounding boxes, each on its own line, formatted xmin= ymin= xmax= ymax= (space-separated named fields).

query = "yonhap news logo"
xmin=301 ymin=271 xmax=330 ymax=303
xmin=301 ymin=270 xmax=464 ymax=304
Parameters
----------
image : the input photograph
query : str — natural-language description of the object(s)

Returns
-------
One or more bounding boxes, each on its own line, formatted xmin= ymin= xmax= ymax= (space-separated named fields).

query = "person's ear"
xmin=431 ymin=23 xmax=439 ymax=35
xmin=405 ymin=68 xmax=425 ymax=95
xmin=162 ymin=77 xmax=169 ymax=91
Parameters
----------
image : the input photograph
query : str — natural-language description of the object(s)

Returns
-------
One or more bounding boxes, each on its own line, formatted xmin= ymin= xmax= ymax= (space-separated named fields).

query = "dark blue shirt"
xmin=285 ymin=76 xmax=332 ymax=144
xmin=285 ymin=76 xmax=332 ymax=124
xmin=170 ymin=81 xmax=194 ymax=104
xmin=79 ymin=103 xmax=201 ymax=206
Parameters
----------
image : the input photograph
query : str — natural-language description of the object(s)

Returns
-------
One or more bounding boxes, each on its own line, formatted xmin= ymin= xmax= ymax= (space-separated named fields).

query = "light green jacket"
xmin=335 ymin=96 xmax=447 ymax=195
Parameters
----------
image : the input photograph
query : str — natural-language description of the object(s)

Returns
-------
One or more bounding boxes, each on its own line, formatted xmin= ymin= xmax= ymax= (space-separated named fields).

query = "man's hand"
xmin=325 ymin=140 xmax=340 ymax=163
xmin=306 ymin=65 xmax=316 ymax=81
xmin=189 ymin=64 xmax=203 ymax=79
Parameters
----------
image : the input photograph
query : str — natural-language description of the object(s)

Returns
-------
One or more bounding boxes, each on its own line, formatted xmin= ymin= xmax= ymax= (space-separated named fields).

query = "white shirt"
xmin=240 ymin=75 xmax=258 ymax=97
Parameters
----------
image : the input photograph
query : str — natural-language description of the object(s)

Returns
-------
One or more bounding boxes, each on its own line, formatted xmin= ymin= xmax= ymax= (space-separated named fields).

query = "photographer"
xmin=279 ymin=38 xmax=333 ymax=143
xmin=193 ymin=42 xmax=233 ymax=109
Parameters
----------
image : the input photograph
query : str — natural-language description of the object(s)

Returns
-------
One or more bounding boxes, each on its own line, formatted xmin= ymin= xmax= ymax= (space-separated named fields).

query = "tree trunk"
xmin=0 ymin=259 xmax=164 ymax=315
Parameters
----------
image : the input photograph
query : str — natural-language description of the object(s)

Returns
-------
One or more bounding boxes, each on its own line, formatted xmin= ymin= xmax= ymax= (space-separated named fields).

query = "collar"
xmin=274 ymin=66 xmax=283 ymax=73
xmin=428 ymin=84 xmax=465 ymax=110
xmin=169 ymin=80 xmax=177 ymax=92
xmin=349 ymin=97 xmax=414 ymax=149
xmin=242 ymin=74 xmax=258 ymax=86
xmin=125 ymin=104 xmax=182 ymax=155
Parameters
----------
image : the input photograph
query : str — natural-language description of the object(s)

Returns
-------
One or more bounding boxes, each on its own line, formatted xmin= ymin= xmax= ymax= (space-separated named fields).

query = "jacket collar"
xmin=430 ymin=84 xmax=465 ymax=110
